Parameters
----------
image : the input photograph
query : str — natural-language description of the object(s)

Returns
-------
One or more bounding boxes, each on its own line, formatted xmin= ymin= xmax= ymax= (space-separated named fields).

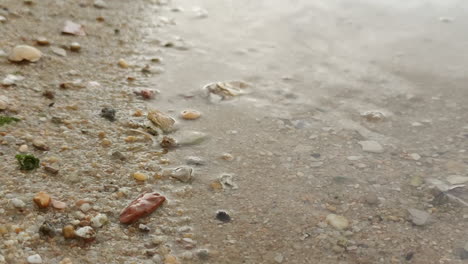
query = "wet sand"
xmin=1 ymin=0 xmax=468 ymax=263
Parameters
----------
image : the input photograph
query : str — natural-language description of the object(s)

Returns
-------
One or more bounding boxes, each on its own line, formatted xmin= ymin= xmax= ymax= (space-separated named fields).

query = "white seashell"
xmin=8 ymin=45 xmax=42 ymax=62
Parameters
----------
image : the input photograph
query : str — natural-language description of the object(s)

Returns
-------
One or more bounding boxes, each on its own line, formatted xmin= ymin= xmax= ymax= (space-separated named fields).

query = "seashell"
xmin=180 ymin=110 xmax=201 ymax=120
xmin=203 ymin=80 xmax=250 ymax=102
xmin=163 ymin=166 xmax=193 ymax=182
xmin=8 ymin=45 xmax=42 ymax=62
xmin=62 ymin=20 xmax=86 ymax=36
xmin=147 ymin=109 xmax=176 ymax=133
xmin=119 ymin=192 xmax=166 ymax=224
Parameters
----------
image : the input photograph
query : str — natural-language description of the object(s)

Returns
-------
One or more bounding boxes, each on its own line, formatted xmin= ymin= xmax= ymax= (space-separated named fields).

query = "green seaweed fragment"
xmin=0 ymin=116 xmax=20 ymax=126
xmin=15 ymin=154 xmax=40 ymax=171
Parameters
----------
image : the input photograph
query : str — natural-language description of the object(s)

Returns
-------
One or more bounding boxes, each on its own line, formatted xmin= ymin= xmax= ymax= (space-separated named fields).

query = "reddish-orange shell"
xmin=119 ymin=192 xmax=166 ymax=224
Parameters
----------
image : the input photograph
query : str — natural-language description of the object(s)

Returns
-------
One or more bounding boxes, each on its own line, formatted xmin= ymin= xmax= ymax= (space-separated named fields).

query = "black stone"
xmin=216 ymin=211 xmax=231 ymax=223
xmin=100 ymin=107 xmax=116 ymax=122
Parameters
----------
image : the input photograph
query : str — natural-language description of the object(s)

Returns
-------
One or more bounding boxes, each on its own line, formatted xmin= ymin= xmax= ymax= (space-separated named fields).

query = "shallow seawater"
xmin=141 ymin=0 xmax=468 ymax=263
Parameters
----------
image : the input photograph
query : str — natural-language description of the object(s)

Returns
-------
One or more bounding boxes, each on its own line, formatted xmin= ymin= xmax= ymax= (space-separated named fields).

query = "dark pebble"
xmin=216 ymin=211 xmax=231 ymax=223
xmin=405 ymin=252 xmax=414 ymax=261
xmin=39 ymin=221 xmax=55 ymax=237
xmin=100 ymin=107 xmax=116 ymax=122
xmin=111 ymin=151 xmax=126 ymax=161
xmin=311 ymin=153 xmax=321 ymax=158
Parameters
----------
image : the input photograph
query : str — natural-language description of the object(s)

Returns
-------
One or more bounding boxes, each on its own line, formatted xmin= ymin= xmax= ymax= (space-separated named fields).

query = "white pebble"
xmin=326 ymin=214 xmax=349 ymax=230
xmin=358 ymin=140 xmax=384 ymax=153
xmin=91 ymin=213 xmax=108 ymax=228
xmin=27 ymin=254 xmax=42 ymax=264
xmin=11 ymin=198 xmax=26 ymax=208
xmin=409 ymin=153 xmax=421 ymax=160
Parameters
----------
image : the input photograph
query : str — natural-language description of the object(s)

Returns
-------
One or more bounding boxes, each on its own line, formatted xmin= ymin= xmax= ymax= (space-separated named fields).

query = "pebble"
xmin=361 ymin=111 xmax=385 ymax=122
xmin=59 ymin=258 xmax=73 ymax=264
xmin=151 ymin=235 xmax=166 ymax=245
xmin=70 ymin=42 xmax=81 ymax=52
xmin=133 ymin=172 xmax=149 ymax=181
xmin=80 ymin=203 xmax=91 ymax=212
xmin=332 ymin=245 xmax=345 ymax=253
xmin=180 ymin=110 xmax=201 ymax=120
xmin=51 ymin=199 xmax=66 ymax=209
xmin=33 ymin=192 xmax=51 ymax=208
xmin=216 ymin=210 xmax=231 ymax=222
xmin=164 ymin=255 xmax=179 ymax=264
xmin=410 ymin=175 xmax=424 ymax=187
xmin=2 ymin=74 xmax=24 ymax=86
xmin=118 ymin=58 xmax=129 ymax=68
xmin=325 ymin=214 xmax=349 ymax=230
xmin=75 ymin=226 xmax=96 ymax=239
xmin=163 ymin=166 xmax=193 ymax=182
xmin=0 ymin=15 xmax=6 ymax=23
xmin=139 ymin=224 xmax=151 ymax=232
xmin=221 ymin=153 xmax=234 ymax=161
xmin=100 ymin=107 xmax=116 ymax=122
xmin=358 ymin=140 xmax=384 ymax=153
xmin=36 ymin=37 xmax=50 ymax=46
xmin=193 ymin=7 xmax=208 ymax=18
xmin=185 ymin=156 xmax=205 ymax=166
xmin=134 ymin=89 xmax=155 ymax=99
xmin=347 ymin=156 xmax=362 ymax=161
xmin=93 ymin=0 xmax=107 ymax=8
xmin=409 ymin=153 xmax=421 ymax=161
xmin=274 ymin=253 xmax=284 ymax=263
xmin=408 ymin=208 xmax=430 ymax=226
xmin=447 ymin=175 xmax=468 ymax=185
xmin=19 ymin=144 xmax=28 ymax=152
xmin=111 ymin=151 xmax=126 ymax=161
xmin=364 ymin=193 xmax=379 ymax=205
xmin=91 ymin=213 xmax=108 ymax=228
xmin=51 ymin=46 xmax=67 ymax=57
xmin=39 ymin=221 xmax=55 ymax=237
xmin=147 ymin=109 xmax=175 ymax=133
xmin=33 ymin=139 xmax=49 ymax=151
xmin=62 ymin=225 xmax=75 ymax=239
xmin=11 ymin=198 xmax=26 ymax=208
xmin=196 ymin=249 xmax=210 ymax=260
xmin=27 ymin=254 xmax=42 ymax=264
xmin=160 ymin=136 xmax=177 ymax=149
xmin=8 ymin=45 xmax=42 ymax=62
xmin=0 ymin=96 xmax=8 ymax=109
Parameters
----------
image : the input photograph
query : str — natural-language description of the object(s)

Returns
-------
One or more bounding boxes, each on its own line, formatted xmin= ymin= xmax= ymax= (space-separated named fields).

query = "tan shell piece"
xmin=8 ymin=45 xmax=42 ymax=62
xmin=147 ymin=109 xmax=175 ymax=133
xmin=203 ymin=80 xmax=250 ymax=101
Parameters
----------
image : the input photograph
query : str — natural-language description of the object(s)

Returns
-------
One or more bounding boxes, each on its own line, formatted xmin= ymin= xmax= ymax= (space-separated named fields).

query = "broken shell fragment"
xmin=203 ymin=81 xmax=250 ymax=102
xmin=361 ymin=111 xmax=385 ymax=122
xmin=119 ymin=192 xmax=166 ymax=224
xmin=218 ymin=173 xmax=238 ymax=190
xmin=163 ymin=166 xmax=193 ymax=182
xmin=62 ymin=20 xmax=86 ymax=36
xmin=147 ymin=109 xmax=176 ymax=133
xmin=75 ymin=226 xmax=96 ymax=240
xmin=8 ymin=45 xmax=42 ymax=62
